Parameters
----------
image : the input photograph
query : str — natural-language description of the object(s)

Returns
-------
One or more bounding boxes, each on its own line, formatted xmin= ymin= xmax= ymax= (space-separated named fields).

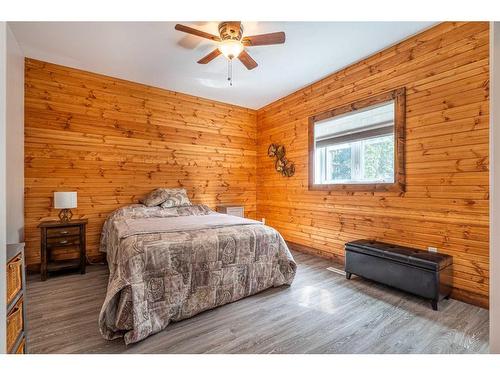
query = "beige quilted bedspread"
xmin=98 ymin=204 xmax=297 ymax=344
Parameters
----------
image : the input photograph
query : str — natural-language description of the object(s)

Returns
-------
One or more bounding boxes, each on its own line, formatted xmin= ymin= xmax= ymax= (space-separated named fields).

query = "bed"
xmin=98 ymin=197 xmax=297 ymax=345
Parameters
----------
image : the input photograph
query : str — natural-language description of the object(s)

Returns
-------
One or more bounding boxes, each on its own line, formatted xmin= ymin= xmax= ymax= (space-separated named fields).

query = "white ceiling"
xmin=9 ymin=21 xmax=435 ymax=109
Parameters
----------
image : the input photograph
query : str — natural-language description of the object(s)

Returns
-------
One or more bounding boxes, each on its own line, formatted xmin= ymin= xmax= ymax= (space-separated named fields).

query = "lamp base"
xmin=58 ymin=209 xmax=73 ymax=222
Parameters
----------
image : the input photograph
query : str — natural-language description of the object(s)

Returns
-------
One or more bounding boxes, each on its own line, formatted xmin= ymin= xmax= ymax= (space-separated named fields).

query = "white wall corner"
xmin=0 ymin=21 xmax=25 ymax=355
xmin=6 ymin=23 xmax=25 ymax=244
xmin=490 ymin=21 xmax=500 ymax=354
xmin=0 ymin=20 xmax=8 ymax=355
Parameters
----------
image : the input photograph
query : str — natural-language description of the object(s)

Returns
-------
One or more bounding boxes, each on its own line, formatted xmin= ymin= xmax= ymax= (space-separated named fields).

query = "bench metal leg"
xmin=431 ymin=300 xmax=438 ymax=311
xmin=345 ymin=272 xmax=352 ymax=280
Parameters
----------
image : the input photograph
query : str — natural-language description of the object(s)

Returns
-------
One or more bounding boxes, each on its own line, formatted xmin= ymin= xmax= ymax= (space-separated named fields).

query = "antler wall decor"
xmin=268 ymin=144 xmax=295 ymax=177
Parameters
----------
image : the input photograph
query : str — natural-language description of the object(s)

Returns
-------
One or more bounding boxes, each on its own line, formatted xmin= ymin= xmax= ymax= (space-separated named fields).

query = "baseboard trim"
xmin=286 ymin=241 xmax=345 ymax=265
xmin=450 ymin=288 xmax=489 ymax=309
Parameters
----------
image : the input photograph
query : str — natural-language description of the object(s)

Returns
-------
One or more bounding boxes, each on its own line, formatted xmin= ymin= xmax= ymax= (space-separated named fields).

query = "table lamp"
xmin=54 ymin=192 xmax=77 ymax=222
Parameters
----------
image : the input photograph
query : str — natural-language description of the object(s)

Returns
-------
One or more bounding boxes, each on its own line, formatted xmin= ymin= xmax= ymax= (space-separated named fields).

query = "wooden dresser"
xmin=6 ymin=243 xmax=27 ymax=354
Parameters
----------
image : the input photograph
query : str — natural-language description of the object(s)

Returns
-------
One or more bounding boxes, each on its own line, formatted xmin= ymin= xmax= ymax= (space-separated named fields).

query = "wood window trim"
xmin=308 ymin=88 xmax=406 ymax=192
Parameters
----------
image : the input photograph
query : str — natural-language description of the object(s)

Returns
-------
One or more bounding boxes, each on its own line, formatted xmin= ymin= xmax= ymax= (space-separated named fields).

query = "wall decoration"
xmin=268 ymin=143 xmax=295 ymax=177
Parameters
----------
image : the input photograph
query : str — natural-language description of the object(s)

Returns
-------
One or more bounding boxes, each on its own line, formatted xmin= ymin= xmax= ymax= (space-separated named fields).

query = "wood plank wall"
xmin=24 ymin=22 xmax=490 ymax=307
xmin=256 ymin=22 xmax=490 ymax=307
xmin=24 ymin=58 xmax=257 ymax=267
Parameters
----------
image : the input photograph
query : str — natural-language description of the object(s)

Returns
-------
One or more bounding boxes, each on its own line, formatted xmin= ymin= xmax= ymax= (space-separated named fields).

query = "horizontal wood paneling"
xmin=24 ymin=22 xmax=490 ymax=308
xmin=24 ymin=58 xmax=257 ymax=267
xmin=256 ymin=22 xmax=490 ymax=307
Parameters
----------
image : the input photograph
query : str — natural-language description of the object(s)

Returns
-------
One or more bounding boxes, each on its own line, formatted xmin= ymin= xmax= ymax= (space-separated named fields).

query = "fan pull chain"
xmin=227 ymin=59 xmax=233 ymax=86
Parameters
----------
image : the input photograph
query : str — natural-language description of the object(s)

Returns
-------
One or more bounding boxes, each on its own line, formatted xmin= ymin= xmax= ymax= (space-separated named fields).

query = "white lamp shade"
xmin=54 ymin=192 xmax=77 ymax=209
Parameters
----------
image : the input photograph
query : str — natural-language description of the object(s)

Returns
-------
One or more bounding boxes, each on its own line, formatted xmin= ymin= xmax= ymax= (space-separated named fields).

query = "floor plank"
xmin=25 ymin=251 xmax=489 ymax=353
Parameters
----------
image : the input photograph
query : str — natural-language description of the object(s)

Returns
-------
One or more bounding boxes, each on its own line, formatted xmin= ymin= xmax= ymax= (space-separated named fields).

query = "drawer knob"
xmin=59 ymin=240 xmax=68 ymax=244
xmin=60 ymin=231 xmax=69 ymax=234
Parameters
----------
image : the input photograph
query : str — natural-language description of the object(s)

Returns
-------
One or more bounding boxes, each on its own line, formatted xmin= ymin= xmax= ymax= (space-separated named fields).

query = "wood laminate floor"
xmin=25 ymin=251 xmax=489 ymax=354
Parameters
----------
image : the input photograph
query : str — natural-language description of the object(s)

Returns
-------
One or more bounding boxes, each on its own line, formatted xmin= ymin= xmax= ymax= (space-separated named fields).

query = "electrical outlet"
xmin=261 ymin=218 xmax=266 ymax=224
xmin=428 ymin=246 xmax=438 ymax=253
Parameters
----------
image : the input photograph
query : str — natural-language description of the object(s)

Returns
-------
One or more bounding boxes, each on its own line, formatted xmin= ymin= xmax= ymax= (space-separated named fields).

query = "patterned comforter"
xmin=98 ymin=204 xmax=297 ymax=344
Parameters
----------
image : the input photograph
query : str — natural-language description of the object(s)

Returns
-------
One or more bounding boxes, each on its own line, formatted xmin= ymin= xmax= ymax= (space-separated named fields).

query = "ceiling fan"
xmin=175 ymin=21 xmax=285 ymax=85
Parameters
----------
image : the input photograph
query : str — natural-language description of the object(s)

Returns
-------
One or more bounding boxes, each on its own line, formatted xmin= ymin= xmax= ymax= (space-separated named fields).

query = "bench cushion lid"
xmin=345 ymin=240 xmax=453 ymax=271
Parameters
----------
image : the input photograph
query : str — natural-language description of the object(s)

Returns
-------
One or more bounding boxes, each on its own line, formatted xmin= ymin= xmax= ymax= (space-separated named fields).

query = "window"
xmin=309 ymin=89 xmax=405 ymax=192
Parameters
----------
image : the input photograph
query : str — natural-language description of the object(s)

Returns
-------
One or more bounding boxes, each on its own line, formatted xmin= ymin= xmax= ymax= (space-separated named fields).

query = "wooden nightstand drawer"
xmin=7 ymin=297 xmax=23 ymax=353
xmin=47 ymin=226 xmax=80 ymax=238
xmin=47 ymin=235 xmax=80 ymax=248
xmin=7 ymin=255 xmax=22 ymax=305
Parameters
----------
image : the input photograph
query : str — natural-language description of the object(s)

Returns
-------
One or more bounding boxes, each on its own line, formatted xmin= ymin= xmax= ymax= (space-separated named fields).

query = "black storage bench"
xmin=345 ymin=240 xmax=453 ymax=311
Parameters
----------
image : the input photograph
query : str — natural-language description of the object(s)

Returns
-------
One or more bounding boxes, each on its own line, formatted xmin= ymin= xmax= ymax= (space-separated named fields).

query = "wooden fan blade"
xmin=238 ymin=50 xmax=258 ymax=70
xmin=175 ymin=24 xmax=221 ymax=41
xmin=242 ymin=32 xmax=285 ymax=46
xmin=197 ymin=48 xmax=222 ymax=64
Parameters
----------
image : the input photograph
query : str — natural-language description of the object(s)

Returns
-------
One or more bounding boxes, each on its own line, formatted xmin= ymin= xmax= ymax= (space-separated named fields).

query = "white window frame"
xmin=317 ymin=135 xmax=394 ymax=185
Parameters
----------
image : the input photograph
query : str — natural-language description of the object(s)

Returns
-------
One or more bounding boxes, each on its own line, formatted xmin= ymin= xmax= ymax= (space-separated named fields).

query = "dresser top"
xmin=38 ymin=219 xmax=88 ymax=228
xmin=7 ymin=243 xmax=24 ymax=262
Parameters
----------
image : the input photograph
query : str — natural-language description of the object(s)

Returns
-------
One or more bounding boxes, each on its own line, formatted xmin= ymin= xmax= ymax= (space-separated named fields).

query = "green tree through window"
xmin=363 ymin=136 xmax=394 ymax=181
xmin=329 ymin=147 xmax=351 ymax=180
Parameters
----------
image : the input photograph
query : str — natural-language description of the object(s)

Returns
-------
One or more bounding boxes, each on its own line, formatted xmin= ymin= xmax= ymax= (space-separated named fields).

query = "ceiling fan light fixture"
xmin=175 ymin=22 xmax=285 ymax=72
xmin=219 ymin=40 xmax=244 ymax=60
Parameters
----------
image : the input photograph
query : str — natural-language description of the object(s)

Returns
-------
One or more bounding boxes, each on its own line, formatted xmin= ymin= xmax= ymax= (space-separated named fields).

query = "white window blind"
xmin=314 ymin=101 xmax=395 ymax=185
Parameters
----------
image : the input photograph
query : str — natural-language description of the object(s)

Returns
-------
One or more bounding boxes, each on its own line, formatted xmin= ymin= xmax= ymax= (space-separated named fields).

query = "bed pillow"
xmin=140 ymin=188 xmax=192 ymax=207
xmin=140 ymin=188 xmax=170 ymax=207
xmin=159 ymin=188 xmax=192 ymax=208
xmin=140 ymin=188 xmax=191 ymax=207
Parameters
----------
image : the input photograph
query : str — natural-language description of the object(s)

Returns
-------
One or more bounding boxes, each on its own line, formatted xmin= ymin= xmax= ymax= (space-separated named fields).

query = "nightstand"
xmin=38 ymin=219 xmax=88 ymax=281
xmin=216 ymin=205 xmax=244 ymax=218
